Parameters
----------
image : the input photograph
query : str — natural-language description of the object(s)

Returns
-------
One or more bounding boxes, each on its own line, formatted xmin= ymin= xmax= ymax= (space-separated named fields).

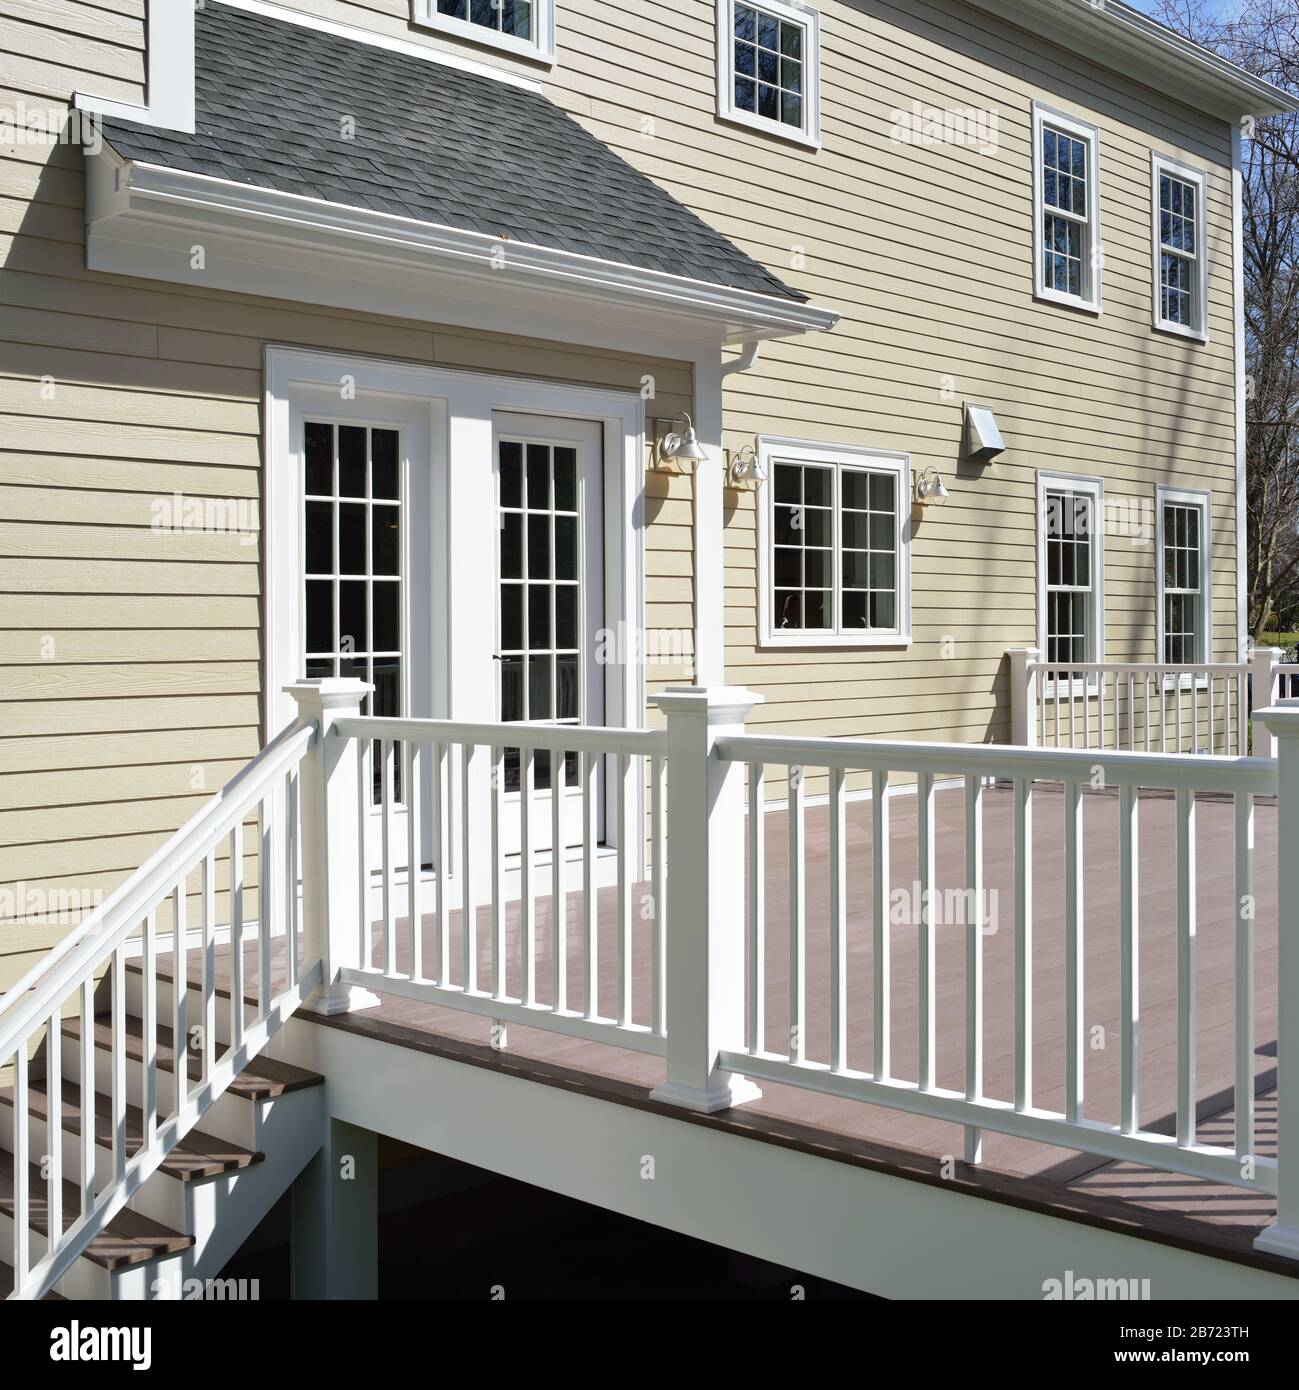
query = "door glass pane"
xmin=302 ymin=420 xmax=404 ymax=803
xmin=498 ymin=435 xmax=584 ymax=792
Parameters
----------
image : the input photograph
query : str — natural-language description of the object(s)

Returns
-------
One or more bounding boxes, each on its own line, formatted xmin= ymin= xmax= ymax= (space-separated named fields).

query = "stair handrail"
xmin=0 ymin=718 xmax=317 ymax=1057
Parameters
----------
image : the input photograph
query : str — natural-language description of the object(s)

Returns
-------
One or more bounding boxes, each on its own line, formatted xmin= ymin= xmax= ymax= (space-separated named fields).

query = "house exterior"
xmin=4 ymin=0 xmax=1299 ymax=1303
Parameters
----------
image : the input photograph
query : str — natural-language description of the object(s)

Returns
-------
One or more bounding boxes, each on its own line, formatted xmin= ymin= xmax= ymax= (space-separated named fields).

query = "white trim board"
xmin=412 ymin=0 xmax=555 ymax=67
xmin=1035 ymin=469 xmax=1106 ymax=672
xmin=74 ymin=0 xmax=195 ymax=133
xmin=85 ymin=151 xmax=838 ymax=357
xmin=1150 ymin=151 xmax=1210 ymax=343
xmin=1155 ymin=484 xmax=1213 ymax=666
xmin=715 ymin=0 xmax=822 ymax=151
xmin=1031 ymin=102 xmax=1102 ymax=317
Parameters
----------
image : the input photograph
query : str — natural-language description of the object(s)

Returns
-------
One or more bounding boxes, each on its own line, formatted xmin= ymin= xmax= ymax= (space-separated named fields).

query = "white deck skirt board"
xmin=85 ymin=155 xmax=839 ymax=358
xmin=276 ymin=1019 xmax=1299 ymax=1300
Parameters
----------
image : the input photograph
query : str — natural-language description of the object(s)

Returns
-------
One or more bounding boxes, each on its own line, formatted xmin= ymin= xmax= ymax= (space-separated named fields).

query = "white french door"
xmin=494 ymin=412 xmax=604 ymax=855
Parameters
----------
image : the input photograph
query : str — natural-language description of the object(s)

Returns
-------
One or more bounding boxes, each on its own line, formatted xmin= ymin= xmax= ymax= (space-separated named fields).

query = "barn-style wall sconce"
xmin=653 ymin=413 xmax=707 ymax=472
xmin=725 ymin=443 xmax=767 ymax=490
xmin=914 ymin=465 xmax=950 ymax=507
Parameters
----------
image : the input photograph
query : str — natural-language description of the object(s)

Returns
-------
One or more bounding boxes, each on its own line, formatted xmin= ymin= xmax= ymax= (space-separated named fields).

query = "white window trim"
xmin=412 ymin=0 xmax=556 ymax=66
xmin=757 ymin=437 xmax=911 ymax=649
xmin=1036 ymin=470 xmax=1105 ymax=693
xmin=1031 ymin=102 xmax=1102 ymax=316
xmin=716 ymin=0 xmax=822 ymax=151
xmin=1155 ymin=485 xmax=1212 ymax=681
xmin=1151 ymin=152 xmax=1210 ymax=343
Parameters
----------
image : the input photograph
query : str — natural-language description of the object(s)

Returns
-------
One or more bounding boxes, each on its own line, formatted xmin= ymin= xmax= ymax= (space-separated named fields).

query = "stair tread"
xmin=0 ymin=1083 xmax=263 ymax=1182
xmin=0 ymin=1258 xmax=64 ymax=1299
xmin=0 ymin=1147 xmax=193 ymax=1271
xmin=62 ymin=1014 xmax=323 ymax=1101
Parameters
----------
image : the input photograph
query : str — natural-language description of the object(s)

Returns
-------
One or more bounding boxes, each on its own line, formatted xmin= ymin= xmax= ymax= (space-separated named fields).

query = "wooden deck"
xmin=187 ymin=782 xmax=1295 ymax=1280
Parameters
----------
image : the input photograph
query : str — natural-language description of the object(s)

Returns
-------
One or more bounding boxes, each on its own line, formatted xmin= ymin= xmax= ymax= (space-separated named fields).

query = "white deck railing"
xmin=1 ymin=717 xmax=322 ymax=1300
xmin=1008 ymin=647 xmax=1284 ymax=757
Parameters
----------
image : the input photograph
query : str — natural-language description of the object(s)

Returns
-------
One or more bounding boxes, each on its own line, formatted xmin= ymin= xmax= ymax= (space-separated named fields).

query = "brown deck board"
xmin=159 ymin=783 xmax=1291 ymax=1276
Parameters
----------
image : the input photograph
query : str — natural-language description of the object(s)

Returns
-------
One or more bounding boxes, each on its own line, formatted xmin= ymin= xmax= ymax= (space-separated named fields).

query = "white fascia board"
xmin=75 ymin=0 xmax=195 ymax=134
xmin=86 ymin=153 xmax=839 ymax=349
xmin=972 ymin=0 xmax=1299 ymax=120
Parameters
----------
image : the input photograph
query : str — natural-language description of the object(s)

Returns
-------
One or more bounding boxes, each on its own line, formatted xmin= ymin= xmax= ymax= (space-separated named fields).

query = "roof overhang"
xmin=86 ymin=144 xmax=839 ymax=355
xmin=985 ymin=0 xmax=1299 ymax=120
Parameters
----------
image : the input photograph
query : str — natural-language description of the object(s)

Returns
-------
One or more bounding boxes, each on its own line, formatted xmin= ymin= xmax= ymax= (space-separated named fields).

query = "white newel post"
xmin=1250 ymin=648 xmax=1283 ymax=758
xmin=1257 ymin=704 xmax=1299 ymax=1260
xmin=649 ymin=686 xmax=763 ymax=1113
xmin=286 ymin=678 xmax=381 ymax=1016
xmin=1007 ymin=648 xmax=1040 ymax=748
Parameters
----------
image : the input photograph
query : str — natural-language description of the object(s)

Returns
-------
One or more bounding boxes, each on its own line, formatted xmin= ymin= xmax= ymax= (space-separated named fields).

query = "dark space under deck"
xmin=159 ymin=783 xmax=1293 ymax=1284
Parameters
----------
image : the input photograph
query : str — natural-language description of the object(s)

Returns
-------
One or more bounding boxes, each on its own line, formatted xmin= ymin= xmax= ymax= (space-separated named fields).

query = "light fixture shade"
xmin=672 ymin=425 xmax=707 ymax=463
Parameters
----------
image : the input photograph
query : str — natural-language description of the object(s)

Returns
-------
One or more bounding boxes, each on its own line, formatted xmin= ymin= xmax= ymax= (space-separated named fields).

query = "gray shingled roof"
xmin=99 ymin=1 xmax=805 ymax=303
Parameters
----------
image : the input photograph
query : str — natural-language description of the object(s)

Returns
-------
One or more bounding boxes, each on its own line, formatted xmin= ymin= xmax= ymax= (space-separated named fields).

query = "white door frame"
xmin=264 ymin=346 xmax=648 ymax=885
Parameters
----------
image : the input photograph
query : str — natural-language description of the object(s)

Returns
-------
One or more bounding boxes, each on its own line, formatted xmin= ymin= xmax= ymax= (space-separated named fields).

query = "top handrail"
xmin=336 ymin=714 xmax=665 ymax=758
xmin=715 ymin=731 xmax=1278 ymax=795
xmin=1027 ymin=661 xmax=1249 ymax=675
xmin=0 ymin=718 xmax=317 ymax=1054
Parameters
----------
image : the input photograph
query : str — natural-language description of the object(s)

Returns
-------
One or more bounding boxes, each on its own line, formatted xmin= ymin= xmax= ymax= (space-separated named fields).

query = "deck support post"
xmin=1249 ymin=648 xmax=1283 ymax=758
xmin=649 ymin=686 xmax=763 ymax=1113
xmin=286 ymin=678 xmax=381 ymax=1015
xmin=291 ymin=1118 xmax=379 ymax=1299
xmin=1256 ymin=703 xmax=1299 ymax=1261
xmin=1007 ymin=648 xmax=1040 ymax=748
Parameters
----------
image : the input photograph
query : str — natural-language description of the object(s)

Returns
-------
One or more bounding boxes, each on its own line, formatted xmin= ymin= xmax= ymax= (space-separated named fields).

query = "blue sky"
xmin=1129 ymin=0 xmax=1241 ymax=18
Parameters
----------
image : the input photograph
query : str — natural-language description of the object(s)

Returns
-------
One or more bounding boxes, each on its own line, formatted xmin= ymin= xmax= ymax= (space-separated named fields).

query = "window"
xmin=717 ymin=0 xmax=820 ymax=149
xmin=1037 ymin=472 xmax=1104 ymax=672
xmin=1157 ymin=487 xmax=1211 ymax=665
xmin=1032 ymin=103 xmax=1101 ymax=314
xmin=303 ymin=420 xmax=405 ymax=801
xmin=413 ymin=0 xmax=555 ymax=63
xmin=759 ymin=439 xmax=910 ymax=646
xmin=1152 ymin=154 xmax=1208 ymax=340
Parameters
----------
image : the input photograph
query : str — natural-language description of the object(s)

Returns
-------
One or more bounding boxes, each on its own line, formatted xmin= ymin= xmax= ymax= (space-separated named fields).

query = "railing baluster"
xmin=491 ymin=745 xmax=506 ymax=1001
xmin=173 ymin=883 xmax=187 ymax=1116
xmin=201 ymin=851 xmax=216 ymax=1086
xmin=554 ymin=747 xmax=569 ymax=1016
xmin=285 ymin=767 xmax=300 ymax=987
xmin=229 ymin=825 xmax=244 ymax=1049
xmin=582 ymin=748 xmax=598 ymax=1019
xmin=13 ymin=1045 xmax=28 ymax=1287
xmin=964 ymin=774 xmax=983 ymax=1163
xmin=523 ymin=747 xmax=538 ymax=1009
xmin=1014 ymin=777 xmax=1033 ymax=1111
xmin=650 ymin=753 xmax=665 ymax=1037
xmin=1120 ymin=783 xmax=1140 ymax=1134
xmin=1235 ymin=790 xmax=1255 ymax=1159
xmin=1144 ymin=674 xmax=1151 ymax=751
xmin=873 ymin=768 xmax=890 ymax=1081
xmin=615 ymin=751 xmax=632 ymax=1028
xmin=407 ymin=740 xmax=423 ymax=983
xmin=434 ymin=742 xmax=449 ymax=986
xmin=1176 ymin=788 xmax=1197 ymax=1148
xmin=111 ymin=946 xmax=126 ymax=1184
xmin=1192 ymin=674 xmax=1200 ymax=755
xmin=747 ymin=762 xmax=765 ymax=1055
xmin=258 ymin=797 xmax=273 ymax=1022
xmin=918 ymin=770 xmax=936 ymax=1091
xmin=829 ymin=766 xmax=847 ymax=1074
xmin=80 ymin=977 xmax=94 ymax=1217
xmin=1127 ymin=673 xmax=1135 ymax=752
xmin=142 ymin=909 xmax=158 ymax=1148
xmin=381 ymin=740 xmax=396 ymax=977
xmin=461 ymin=744 xmax=477 ymax=993
xmin=45 ymin=1007 xmax=61 ymax=1260
xmin=359 ymin=740 xmax=373 ymax=972
xmin=1065 ymin=779 xmax=1084 ymax=1124
xmin=788 ymin=764 xmax=805 ymax=1065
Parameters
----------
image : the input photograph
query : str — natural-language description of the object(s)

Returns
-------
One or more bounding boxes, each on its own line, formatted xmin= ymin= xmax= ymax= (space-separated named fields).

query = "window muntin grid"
xmin=772 ymin=460 xmax=899 ymax=636
xmin=1042 ymin=124 xmax=1089 ymax=300
xmin=1159 ymin=172 xmax=1199 ymax=329
xmin=498 ymin=437 xmax=581 ymax=793
xmin=732 ymin=3 xmax=805 ymax=130
xmin=1162 ymin=501 xmax=1203 ymax=664
xmin=303 ymin=420 xmax=403 ymax=802
xmin=435 ymin=0 xmax=533 ymax=40
xmin=1044 ymin=488 xmax=1095 ymax=666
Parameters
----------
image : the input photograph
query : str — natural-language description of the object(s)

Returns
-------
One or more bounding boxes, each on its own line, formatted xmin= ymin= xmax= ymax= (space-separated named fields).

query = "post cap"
xmin=1255 ymin=702 xmax=1299 ymax=735
xmin=283 ymin=677 xmax=373 ymax=712
xmin=650 ymin=684 xmax=763 ymax=720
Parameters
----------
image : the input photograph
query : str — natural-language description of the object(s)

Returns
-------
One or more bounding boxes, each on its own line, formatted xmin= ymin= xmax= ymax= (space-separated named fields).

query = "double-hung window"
xmin=1032 ymin=103 xmax=1101 ymax=313
xmin=717 ymin=0 xmax=821 ymax=148
xmin=1157 ymin=487 xmax=1211 ymax=665
xmin=414 ymin=0 xmax=555 ymax=63
xmin=760 ymin=439 xmax=910 ymax=646
xmin=1037 ymin=472 xmax=1104 ymax=675
xmin=1152 ymin=154 xmax=1208 ymax=340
